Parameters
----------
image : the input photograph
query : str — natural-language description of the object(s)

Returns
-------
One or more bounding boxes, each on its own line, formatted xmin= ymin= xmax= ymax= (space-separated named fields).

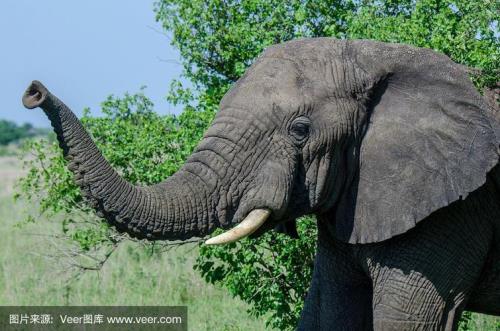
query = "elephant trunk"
xmin=22 ymin=80 xmax=215 ymax=240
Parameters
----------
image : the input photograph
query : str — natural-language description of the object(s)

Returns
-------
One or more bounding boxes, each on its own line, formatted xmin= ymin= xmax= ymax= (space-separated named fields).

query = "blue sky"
xmin=0 ymin=1 xmax=185 ymax=127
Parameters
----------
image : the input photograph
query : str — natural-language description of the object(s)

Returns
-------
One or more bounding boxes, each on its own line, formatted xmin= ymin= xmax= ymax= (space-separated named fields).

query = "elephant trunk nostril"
xmin=22 ymin=80 xmax=48 ymax=109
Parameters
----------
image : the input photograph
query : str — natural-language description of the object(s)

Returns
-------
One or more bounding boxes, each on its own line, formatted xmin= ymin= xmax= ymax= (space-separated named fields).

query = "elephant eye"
xmin=289 ymin=116 xmax=311 ymax=144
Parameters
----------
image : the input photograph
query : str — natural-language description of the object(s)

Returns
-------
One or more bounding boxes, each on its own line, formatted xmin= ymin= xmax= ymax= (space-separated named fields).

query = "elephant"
xmin=22 ymin=38 xmax=500 ymax=330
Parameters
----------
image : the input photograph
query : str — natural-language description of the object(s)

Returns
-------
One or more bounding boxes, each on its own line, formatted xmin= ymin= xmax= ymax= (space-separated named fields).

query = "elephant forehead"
xmin=263 ymin=37 xmax=344 ymax=62
xmin=220 ymin=57 xmax=316 ymax=114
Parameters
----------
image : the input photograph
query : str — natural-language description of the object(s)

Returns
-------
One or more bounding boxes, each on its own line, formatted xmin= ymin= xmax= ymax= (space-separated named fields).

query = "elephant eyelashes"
xmin=289 ymin=116 xmax=311 ymax=145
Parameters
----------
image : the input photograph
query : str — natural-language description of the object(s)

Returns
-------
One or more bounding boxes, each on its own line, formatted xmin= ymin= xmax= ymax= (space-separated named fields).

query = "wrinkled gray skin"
xmin=22 ymin=39 xmax=500 ymax=330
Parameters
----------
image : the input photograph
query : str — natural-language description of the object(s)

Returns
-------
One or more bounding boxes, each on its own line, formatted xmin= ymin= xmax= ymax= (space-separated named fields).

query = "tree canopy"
xmin=0 ymin=120 xmax=37 ymax=145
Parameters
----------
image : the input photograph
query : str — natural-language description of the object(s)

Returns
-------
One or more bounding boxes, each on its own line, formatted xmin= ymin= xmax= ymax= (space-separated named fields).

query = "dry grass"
xmin=0 ymin=156 xmax=24 ymax=198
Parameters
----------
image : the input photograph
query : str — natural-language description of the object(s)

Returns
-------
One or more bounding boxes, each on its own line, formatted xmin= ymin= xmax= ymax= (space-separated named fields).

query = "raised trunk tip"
xmin=22 ymin=80 xmax=48 ymax=109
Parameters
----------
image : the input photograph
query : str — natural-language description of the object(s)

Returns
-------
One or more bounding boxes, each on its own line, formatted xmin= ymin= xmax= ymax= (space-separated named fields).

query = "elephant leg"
xmin=298 ymin=223 xmax=373 ymax=331
xmin=369 ymin=266 xmax=466 ymax=331
xmin=362 ymin=208 xmax=494 ymax=331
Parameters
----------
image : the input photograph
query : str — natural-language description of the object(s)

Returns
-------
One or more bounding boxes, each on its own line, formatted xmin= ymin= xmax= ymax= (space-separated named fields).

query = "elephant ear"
xmin=333 ymin=41 xmax=500 ymax=244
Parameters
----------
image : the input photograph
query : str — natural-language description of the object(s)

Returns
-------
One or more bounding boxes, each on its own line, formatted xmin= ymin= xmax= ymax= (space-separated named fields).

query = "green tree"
xmin=0 ymin=119 xmax=36 ymax=145
xmin=18 ymin=0 xmax=498 ymax=330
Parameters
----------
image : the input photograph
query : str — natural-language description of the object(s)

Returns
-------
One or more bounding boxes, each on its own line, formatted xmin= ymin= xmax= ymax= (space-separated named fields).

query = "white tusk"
xmin=205 ymin=209 xmax=271 ymax=245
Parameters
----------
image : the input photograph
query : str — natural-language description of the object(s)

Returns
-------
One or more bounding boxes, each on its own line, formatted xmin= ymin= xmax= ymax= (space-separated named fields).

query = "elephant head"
xmin=22 ymin=38 xmax=500 ymax=245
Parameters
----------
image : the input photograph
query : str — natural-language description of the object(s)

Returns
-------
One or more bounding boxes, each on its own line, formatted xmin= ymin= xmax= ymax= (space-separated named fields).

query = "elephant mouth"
xmin=205 ymin=208 xmax=271 ymax=245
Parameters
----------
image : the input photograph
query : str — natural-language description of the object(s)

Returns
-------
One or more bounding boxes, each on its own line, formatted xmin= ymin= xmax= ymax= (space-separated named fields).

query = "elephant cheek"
xmin=234 ymin=162 xmax=295 ymax=224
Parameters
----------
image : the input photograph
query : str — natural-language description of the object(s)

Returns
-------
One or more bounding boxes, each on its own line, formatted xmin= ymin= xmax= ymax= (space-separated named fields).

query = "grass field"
xmin=0 ymin=155 xmax=499 ymax=330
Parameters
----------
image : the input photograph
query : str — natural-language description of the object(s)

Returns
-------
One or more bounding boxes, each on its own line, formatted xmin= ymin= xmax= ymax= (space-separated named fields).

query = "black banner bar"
xmin=0 ymin=306 xmax=187 ymax=331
